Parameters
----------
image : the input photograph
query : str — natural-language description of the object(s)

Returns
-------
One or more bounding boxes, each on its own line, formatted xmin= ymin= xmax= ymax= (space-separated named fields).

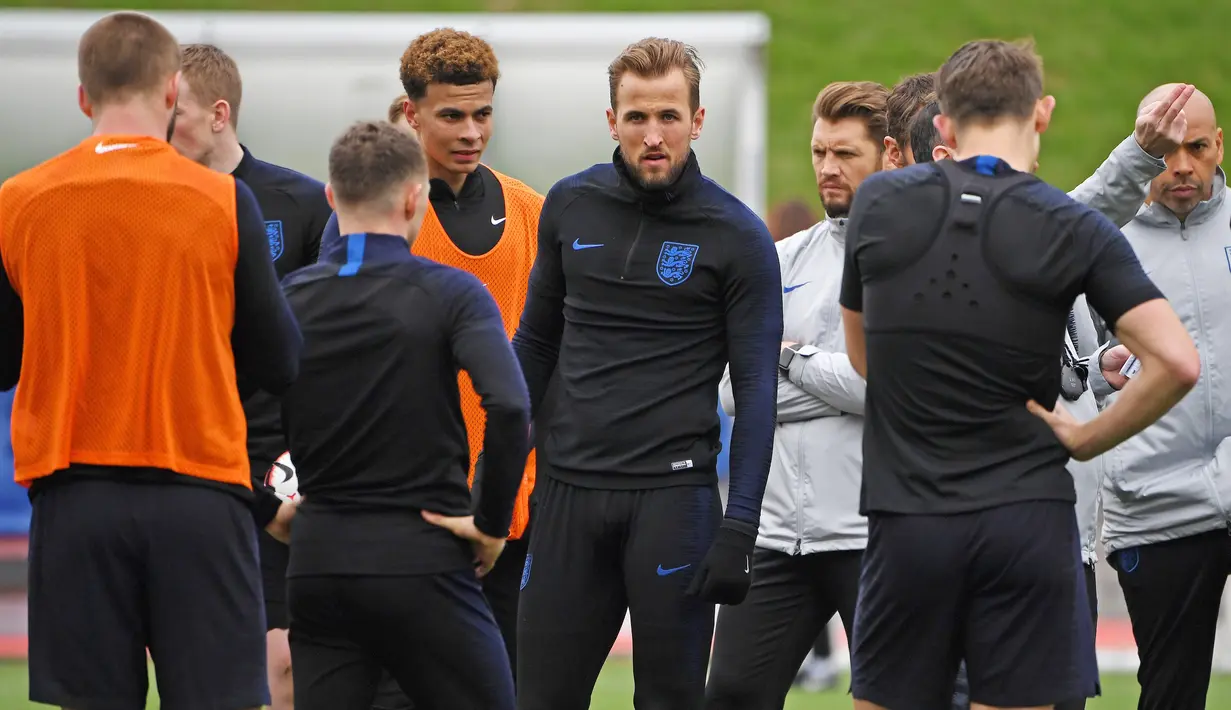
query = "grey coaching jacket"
xmin=720 ymin=135 xmax=1163 ymax=561
xmin=1099 ymin=167 xmax=1231 ymax=555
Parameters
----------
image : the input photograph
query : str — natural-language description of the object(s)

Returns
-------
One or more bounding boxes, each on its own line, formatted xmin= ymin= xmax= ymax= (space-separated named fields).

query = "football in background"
xmin=265 ymin=451 xmax=299 ymax=503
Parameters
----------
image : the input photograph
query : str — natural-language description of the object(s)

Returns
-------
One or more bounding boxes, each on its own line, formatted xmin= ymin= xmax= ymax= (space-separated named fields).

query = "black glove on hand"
xmin=685 ymin=518 xmax=757 ymax=605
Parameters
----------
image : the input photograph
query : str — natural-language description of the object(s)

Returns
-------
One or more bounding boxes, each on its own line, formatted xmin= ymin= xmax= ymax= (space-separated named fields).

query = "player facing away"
xmin=512 ymin=37 xmax=782 ymax=710
xmin=839 ymin=39 xmax=1201 ymax=710
xmin=279 ymin=121 xmax=528 ymax=710
xmin=0 ymin=12 xmax=303 ymax=710
xmin=170 ymin=42 xmax=332 ymax=710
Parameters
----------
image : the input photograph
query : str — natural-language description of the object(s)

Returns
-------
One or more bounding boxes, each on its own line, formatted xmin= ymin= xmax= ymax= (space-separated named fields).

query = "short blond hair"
xmin=608 ymin=37 xmax=704 ymax=112
xmin=180 ymin=43 xmax=243 ymax=127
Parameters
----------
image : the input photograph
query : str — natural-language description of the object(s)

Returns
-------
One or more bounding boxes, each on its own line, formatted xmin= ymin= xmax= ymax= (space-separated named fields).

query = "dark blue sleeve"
xmin=722 ymin=218 xmax=783 ymax=527
xmin=318 ymin=211 xmax=341 ymax=264
xmin=0 ymin=262 xmax=20 ymax=391
xmin=511 ymin=182 xmax=569 ymax=418
xmin=232 ymin=180 xmax=303 ymax=397
xmin=446 ymin=269 xmax=532 ymax=539
xmin=1076 ymin=207 xmax=1164 ymax=330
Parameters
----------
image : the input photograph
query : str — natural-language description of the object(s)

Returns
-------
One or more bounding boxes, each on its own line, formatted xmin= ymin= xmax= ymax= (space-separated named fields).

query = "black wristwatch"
xmin=779 ymin=343 xmax=818 ymax=373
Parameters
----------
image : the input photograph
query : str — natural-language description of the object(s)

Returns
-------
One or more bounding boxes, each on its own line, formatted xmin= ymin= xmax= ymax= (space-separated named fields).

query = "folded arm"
xmin=719 ymin=365 xmax=839 ymax=423
xmin=784 ymin=347 xmax=866 ymax=415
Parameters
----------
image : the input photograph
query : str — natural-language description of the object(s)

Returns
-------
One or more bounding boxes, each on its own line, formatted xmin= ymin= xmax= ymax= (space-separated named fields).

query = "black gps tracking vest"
xmin=866 ymin=162 xmax=1043 ymax=340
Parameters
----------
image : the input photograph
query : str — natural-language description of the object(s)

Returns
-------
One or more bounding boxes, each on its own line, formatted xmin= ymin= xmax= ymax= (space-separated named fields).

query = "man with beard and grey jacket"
xmin=1093 ymin=84 xmax=1231 ymax=710
xmin=907 ymin=85 xmax=1194 ymax=710
xmin=704 ymin=80 xmax=884 ymax=710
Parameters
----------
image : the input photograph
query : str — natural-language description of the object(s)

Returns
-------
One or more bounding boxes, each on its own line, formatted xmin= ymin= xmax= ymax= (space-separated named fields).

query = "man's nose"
xmin=459 ymin=119 xmax=482 ymax=143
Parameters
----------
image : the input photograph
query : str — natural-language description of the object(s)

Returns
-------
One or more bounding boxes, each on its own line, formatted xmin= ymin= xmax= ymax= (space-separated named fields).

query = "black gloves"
xmin=685 ymin=518 xmax=757 ymax=605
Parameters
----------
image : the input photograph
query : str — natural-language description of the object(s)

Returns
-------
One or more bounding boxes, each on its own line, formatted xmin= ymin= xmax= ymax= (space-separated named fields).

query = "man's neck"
xmin=92 ymin=101 xmax=170 ymax=141
xmin=209 ymin=136 xmax=245 ymax=174
xmin=336 ymin=215 xmax=412 ymax=244
xmin=429 ymin=159 xmax=472 ymax=197
xmin=951 ymin=123 xmax=1037 ymax=174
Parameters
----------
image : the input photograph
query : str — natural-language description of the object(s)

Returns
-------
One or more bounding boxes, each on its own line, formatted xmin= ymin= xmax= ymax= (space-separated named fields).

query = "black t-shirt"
xmin=839 ymin=156 xmax=1162 ymax=515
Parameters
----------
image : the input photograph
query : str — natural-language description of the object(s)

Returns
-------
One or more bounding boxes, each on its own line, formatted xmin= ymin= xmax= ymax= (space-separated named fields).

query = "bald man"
xmin=1094 ymin=84 xmax=1231 ymax=710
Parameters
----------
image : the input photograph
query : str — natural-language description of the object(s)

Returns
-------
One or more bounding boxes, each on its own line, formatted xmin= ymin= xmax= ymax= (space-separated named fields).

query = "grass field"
xmin=3 ymin=0 xmax=1230 ymax=207
xmin=0 ymin=659 xmax=1229 ymax=708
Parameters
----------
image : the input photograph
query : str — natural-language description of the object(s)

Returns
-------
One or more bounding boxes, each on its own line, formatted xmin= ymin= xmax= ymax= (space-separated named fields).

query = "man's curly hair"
xmin=399 ymin=28 xmax=500 ymax=101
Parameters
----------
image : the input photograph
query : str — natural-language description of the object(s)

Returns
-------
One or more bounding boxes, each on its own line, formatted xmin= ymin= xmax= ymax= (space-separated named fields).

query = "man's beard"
xmin=820 ymin=191 xmax=850 ymax=218
xmin=625 ymin=151 xmax=687 ymax=192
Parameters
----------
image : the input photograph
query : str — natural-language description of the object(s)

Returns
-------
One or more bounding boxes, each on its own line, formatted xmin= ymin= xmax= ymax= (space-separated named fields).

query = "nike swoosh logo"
xmin=95 ymin=141 xmax=139 ymax=154
xmin=572 ymin=238 xmax=604 ymax=250
xmin=744 ymin=556 xmax=750 ymax=574
xmin=783 ymin=282 xmax=810 ymax=293
xmin=491 ymin=216 xmax=507 ymax=226
xmin=656 ymin=564 xmax=691 ymax=576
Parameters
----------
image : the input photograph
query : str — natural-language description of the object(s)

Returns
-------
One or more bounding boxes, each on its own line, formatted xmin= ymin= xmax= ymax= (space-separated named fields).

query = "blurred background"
xmin=2 ymin=1 xmax=1231 ymax=707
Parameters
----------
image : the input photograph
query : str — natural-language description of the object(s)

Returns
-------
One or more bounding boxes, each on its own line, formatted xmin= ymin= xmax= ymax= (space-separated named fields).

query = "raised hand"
xmin=1135 ymin=84 xmax=1195 ymax=158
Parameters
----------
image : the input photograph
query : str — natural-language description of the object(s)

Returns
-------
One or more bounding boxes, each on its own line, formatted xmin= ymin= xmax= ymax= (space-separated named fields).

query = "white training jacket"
xmin=1099 ymin=167 xmax=1231 ymax=554
xmin=719 ymin=135 xmax=1164 ymax=561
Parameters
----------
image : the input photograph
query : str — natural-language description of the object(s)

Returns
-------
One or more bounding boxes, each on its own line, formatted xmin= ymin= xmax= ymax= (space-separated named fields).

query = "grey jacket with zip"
xmin=720 ymin=135 xmax=1164 ymax=559
xmin=1100 ymin=167 xmax=1231 ymax=554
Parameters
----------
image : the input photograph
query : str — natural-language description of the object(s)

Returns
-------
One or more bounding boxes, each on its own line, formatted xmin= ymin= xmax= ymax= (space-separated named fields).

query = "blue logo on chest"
xmin=265 ymin=220 xmax=284 ymax=260
xmin=656 ymin=241 xmax=699 ymax=286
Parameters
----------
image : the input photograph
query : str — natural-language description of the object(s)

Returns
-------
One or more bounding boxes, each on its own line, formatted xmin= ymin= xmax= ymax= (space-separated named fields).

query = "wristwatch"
xmin=778 ymin=343 xmax=819 ymax=373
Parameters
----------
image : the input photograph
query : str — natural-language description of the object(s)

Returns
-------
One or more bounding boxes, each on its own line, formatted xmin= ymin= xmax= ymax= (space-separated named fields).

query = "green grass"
xmin=3 ymin=0 xmax=1229 ymax=207
xmin=0 ymin=659 xmax=1229 ymax=708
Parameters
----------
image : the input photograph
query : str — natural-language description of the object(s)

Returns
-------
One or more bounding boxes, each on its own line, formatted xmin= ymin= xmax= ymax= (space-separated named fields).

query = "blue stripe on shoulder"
xmin=337 ymin=234 xmax=366 ymax=277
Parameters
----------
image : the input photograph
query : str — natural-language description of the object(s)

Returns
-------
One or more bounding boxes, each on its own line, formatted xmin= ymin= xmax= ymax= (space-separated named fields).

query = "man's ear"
xmin=934 ymin=113 xmax=957 ymax=153
xmin=324 ymin=182 xmax=337 ymax=211
xmin=883 ymin=136 xmax=903 ymax=169
xmin=405 ymin=182 xmax=424 ymax=219
xmin=404 ymin=99 xmax=420 ymax=132
xmin=78 ymin=85 xmax=93 ymax=119
xmin=690 ymin=106 xmax=705 ymax=141
xmin=932 ymin=144 xmax=953 ymax=162
xmin=166 ymin=70 xmax=181 ymax=110
xmin=213 ymin=100 xmax=233 ymax=134
xmin=1035 ymin=95 xmax=1056 ymax=135
xmin=606 ymin=107 xmax=619 ymax=141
